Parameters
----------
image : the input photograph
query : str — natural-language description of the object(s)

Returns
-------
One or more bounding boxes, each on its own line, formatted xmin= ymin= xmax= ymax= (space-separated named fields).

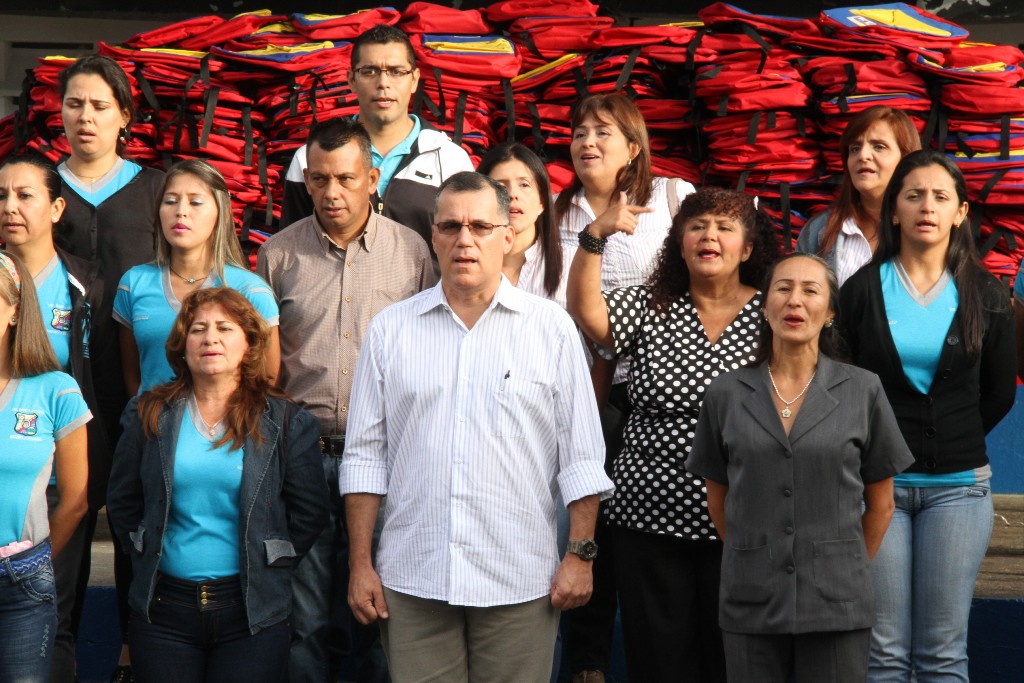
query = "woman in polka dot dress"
xmin=567 ymin=187 xmax=779 ymax=682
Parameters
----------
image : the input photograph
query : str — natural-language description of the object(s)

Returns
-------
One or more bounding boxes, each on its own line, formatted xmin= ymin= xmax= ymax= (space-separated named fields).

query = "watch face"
xmin=570 ymin=539 xmax=598 ymax=560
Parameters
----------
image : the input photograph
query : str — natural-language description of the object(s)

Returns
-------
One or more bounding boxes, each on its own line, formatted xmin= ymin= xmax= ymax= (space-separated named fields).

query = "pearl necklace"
xmin=767 ymin=365 xmax=816 ymax=419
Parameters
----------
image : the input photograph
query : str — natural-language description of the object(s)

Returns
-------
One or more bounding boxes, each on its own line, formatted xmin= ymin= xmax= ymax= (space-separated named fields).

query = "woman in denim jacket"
xmin=107 ymin=287 xmax=329 ymax=683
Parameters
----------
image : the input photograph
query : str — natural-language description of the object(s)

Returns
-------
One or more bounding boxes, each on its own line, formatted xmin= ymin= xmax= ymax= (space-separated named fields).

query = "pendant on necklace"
xmin=186 ymin=277 xmax=196 ymax=284
xmin=781 ymin=407 xmax=792 ymax=418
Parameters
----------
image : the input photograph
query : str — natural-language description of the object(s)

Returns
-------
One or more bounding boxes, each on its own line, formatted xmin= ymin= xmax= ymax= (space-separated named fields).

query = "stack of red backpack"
xmin=3 ymin=1 xmax=1023 ymax=288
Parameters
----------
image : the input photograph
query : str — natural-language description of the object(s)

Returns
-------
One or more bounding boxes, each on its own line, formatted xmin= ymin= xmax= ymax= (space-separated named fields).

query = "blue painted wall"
xmin=986 ymin=385 xmax=1024 ymax=494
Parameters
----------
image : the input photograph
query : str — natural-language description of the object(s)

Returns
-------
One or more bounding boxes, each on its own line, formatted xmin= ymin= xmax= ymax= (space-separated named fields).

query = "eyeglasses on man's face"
xmin=433 ymin=221 xmax=509 ymax=237
xmin=352 ymin=66 xmax=414 ymax=81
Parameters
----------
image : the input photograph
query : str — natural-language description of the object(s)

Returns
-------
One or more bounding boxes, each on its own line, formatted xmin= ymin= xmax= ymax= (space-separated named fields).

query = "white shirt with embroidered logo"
xmin=339 ymin=277 xmax=613 ymax=607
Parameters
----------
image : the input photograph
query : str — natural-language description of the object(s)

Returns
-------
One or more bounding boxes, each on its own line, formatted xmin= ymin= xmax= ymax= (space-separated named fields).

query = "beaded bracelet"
xmin=578 ymin=225 xmax=608 ymax=255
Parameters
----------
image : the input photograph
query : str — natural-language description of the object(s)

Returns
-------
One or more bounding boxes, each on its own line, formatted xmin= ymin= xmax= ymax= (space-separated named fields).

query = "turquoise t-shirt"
xmin=113 ymin=263 xmax=280 ymax=393
xmin=158 ymin=401 xmax=242 ymax=581
xmin=880 ymin=259 xmax=958 ymax=395
xmin=34 ymin=254 xmax=73 ymax=372
xmin=370 ymin=114 xmax=421 ymax=197
xmin=881 ymin=259 xmax=978 ymax=487
xmin=58 ymin=158 xmax=142 ymax=207
xmin=0 ymin=372 xmax=91 ymax=548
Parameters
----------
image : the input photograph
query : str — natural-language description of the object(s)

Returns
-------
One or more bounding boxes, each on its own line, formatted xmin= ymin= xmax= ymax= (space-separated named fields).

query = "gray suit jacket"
xmin=687 ymin=355 xmax=913 ymax=634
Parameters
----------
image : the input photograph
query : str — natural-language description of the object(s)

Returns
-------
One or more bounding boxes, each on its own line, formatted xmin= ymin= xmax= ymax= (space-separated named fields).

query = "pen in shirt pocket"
xmin=501 ymin=370 xmax=510 ymax=391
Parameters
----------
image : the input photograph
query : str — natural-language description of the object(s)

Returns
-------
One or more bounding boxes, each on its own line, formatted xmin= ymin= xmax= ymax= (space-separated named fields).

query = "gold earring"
xmin=824 ymin=319 xmax=833 ymax=328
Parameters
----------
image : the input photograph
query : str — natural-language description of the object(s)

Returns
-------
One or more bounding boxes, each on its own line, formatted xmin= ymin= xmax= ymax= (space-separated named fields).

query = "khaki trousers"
xmin=379 ymin=587 xmax=559 ymax=683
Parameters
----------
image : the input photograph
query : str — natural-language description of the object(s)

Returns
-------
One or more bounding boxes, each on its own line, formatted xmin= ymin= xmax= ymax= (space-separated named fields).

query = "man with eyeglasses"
xmin=280 ymin=24 xmax=473 ymax=255
xmin=341 ymin=172 xmax=613 ymax=683
xmin=258 ymin=117 xmax=436 ymax=683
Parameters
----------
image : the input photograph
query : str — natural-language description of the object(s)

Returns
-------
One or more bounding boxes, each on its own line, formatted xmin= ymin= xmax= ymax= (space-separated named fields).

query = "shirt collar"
xmin=370 ymin=114 xmax=421 ymax=163
xmin=415 ymin=274 xmax=527 ymax=317
xmin=840 ymin=215 xmax=866 ymax=237
xmin=310 ymin=206 xmax=377 ymax=253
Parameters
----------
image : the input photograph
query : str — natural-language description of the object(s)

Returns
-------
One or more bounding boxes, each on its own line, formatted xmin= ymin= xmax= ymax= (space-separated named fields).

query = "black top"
xmin=603 ymin=286 xmax=762 ymax=540
xmin=58 ymin=164 xmax=165 ymax=448
xmin=839 ymin=262 xmax=1017 ymax=474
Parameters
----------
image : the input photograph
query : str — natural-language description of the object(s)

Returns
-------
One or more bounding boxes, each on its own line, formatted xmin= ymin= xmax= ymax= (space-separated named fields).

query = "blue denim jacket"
xmin=107 ymin=395 xmax=329 ymax=633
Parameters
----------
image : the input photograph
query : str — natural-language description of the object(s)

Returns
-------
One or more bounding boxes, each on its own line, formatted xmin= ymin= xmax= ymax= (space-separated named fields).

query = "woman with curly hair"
xmin=567 ymin=187 xmax=780 ymax=681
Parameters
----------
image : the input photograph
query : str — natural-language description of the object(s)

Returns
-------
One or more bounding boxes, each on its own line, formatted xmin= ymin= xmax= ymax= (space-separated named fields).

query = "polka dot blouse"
xmin=603 ymin=286 xmax=762 ymax=540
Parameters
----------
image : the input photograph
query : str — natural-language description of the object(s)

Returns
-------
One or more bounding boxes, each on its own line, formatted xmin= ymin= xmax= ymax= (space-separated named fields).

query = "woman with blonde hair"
xmin=114 ymin=159 xmax=280 ymax=395
xmin=0 ymin=250 xmax=90 ymax=682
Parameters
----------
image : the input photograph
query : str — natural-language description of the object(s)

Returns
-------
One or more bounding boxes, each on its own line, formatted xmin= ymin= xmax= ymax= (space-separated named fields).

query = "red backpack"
xmin=399 ymin=3 xmax=494 ymax=35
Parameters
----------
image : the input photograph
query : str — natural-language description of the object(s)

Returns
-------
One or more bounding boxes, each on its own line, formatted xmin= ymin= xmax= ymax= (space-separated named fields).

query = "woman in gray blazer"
xmin=687 ymin=254 xmax=913 ymax=683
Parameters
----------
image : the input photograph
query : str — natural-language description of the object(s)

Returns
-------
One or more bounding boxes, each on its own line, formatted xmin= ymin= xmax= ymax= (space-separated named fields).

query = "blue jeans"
xmin=129 ymin=574 xmax=290 ymax=683
xmin=0 ymin=543 xmax=57 ymax=683
xmin=868 ymin=483 xmax=993 ymax=683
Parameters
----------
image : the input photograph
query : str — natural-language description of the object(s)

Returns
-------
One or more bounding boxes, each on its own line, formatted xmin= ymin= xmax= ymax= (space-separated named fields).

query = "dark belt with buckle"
xmin=320 ymin=435 xmax=346 ymax=458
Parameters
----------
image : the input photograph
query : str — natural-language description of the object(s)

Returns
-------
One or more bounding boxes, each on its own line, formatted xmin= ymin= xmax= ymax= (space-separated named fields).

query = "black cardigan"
xmin=839 ymin=262 xmax=1017 ymax=475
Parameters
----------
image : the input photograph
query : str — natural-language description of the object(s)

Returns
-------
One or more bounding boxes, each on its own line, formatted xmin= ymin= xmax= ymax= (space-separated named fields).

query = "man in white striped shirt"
xmin=340 ymin=172 xmax=613 ymax=682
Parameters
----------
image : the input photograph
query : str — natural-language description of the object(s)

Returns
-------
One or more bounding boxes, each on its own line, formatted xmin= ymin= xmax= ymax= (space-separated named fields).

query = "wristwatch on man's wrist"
xmin=566 ymin=538 xmax=598 ymax=561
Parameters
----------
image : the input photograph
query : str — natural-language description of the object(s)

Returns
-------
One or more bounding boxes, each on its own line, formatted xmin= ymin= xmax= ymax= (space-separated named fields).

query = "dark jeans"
xmin=0 ymin=542 xmax=57 ymax=683
xmin=290 ymin=449 xmax=389 ymax=683
xmin=129 ymin=574 xmax=290 ymax=683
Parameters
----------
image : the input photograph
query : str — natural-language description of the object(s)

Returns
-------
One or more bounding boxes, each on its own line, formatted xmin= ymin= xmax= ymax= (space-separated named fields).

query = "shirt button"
xmin=785 ymin=526 xmax=794 ymax=534
xmin=345 ymin=295 xmax=351 ymax=302
xmin=924 ymin=427 xmax=937 ymax=438
xmin=784 ymin=451 xmax=793 ymax=459
xmin=344 ymin=332 xmax=351 ymax=339
xmin=786 ymin=566 xmax=795 ymax=574
xmin=341 ymin=405 xmax=347 ymax=412
xmin=783 ymin=489 xmax=792 ymax=497
xmin=946 ymin=335 xmax=959 ymax=345
xmin=342 ymin=368 xmax=348 ymax=375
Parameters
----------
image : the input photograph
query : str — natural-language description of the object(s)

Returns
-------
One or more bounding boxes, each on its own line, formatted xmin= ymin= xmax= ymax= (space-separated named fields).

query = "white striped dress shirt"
xmin=340 ymin=277 xmax=613 ymax=607
xmin=557 ymin=176 xmax=696 ymax=383
xmin=835 ymin=216 xmax=875 ymax=286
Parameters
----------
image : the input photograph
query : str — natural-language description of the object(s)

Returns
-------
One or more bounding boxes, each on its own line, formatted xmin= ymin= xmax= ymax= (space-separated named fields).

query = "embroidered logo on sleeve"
xmin=15 ymin=413 xmax=38 ymax=436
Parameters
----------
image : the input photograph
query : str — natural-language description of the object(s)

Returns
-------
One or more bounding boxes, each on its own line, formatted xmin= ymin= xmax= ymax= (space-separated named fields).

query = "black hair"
xmin=0 ymin=152 xmax=62 ymax=203
xmin=435 ymin=172 xmax=511 ymax=222
xmin=874 ymin=149 xmax=996 ymax=361
xmin=647 ymin=187 xmax=780 ymax=313
xmin=754 ymin=253 xmax=848 ymax=365
xmin=307 ymin=117 xmax=373 ymax=169
xmin=477 ymin=142 xmax=561 ymax=297
xmin=351 ymin=24 xmax=416 ymax=69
